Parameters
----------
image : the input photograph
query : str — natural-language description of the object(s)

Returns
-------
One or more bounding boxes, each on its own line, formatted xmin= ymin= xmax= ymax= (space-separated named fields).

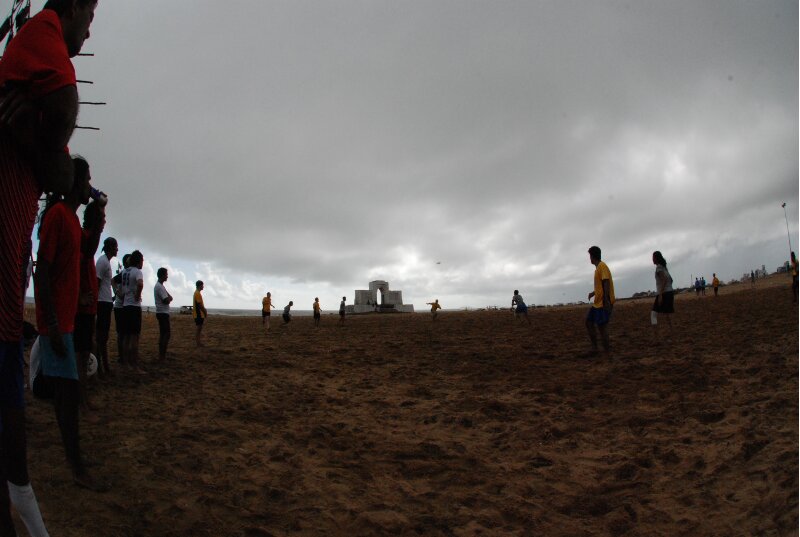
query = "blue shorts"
xmin=39 ymin=333 xmax=79 ymax=381
xmin=0 ymin=340 xmax=25 ymax=412
xmin=587 ymin=307 xmax=612 ymax=326
xmin=515 ymin=303 xmax=528 ymax=314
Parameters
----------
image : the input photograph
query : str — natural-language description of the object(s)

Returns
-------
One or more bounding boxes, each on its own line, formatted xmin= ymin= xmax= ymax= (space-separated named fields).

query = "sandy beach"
xmin=18 ymin=275 xmax=798 ymax=536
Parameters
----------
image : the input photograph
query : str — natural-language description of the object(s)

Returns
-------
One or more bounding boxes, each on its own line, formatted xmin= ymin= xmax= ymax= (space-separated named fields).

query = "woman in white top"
xmin=652 ymin=251 xmax=674 ymax=335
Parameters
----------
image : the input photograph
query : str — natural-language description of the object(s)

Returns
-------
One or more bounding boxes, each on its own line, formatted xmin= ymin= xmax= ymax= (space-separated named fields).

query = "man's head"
xmin=315 ymin=297 xmax=319 ymax=302
xmin=342 ymin=296 xmax=346 ymax=301
xmin=588 ymin=246 xmax=601 ymax=265
xmin=513 ymin=290 xmax=519 ymax=295
xmin=289 ymin=301 xmax=293 ymax=306
xmin=129 ymin=250 xmax=143 ymax=269
xmin=157 ymin=267 xmax=168 ymax=282
xmin=44 ymin=0 xmax=98 ymax=57
xmin=102 ymin=237 xmax=117 ymax=258
xmin=266 ymin=291 xmax=271 ymax=297
xmin=71 ymin=155 xmax=91 ymax=205
xmin=196 ymin=280 xmax=204 ymax=290
xmin=122 ymin=253 xmax=131 ymax=269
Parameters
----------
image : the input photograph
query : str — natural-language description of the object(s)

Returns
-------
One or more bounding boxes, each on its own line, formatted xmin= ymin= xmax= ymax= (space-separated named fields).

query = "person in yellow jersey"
xmin=791 ymin=252 xmax=798 ymax=302
xmin=262 ymin=291 xmax=274 ymax=331
xmin=313 ymin=297 xmax=322 ymax=327
xmin=712 ymin=273 xmax=720 ymax=296
xmin=586 ymin=246 xmax=614 ymax=353
xmin=426 ymin=299 xmax=441 ymax=320
xmin=193 ymin=280 xmax=207 ymax=347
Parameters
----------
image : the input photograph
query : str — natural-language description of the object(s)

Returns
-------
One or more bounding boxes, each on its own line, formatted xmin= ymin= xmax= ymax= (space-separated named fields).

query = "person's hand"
xmin=48 ymin=326 xmax=67 ymax=357
xmin=588 ymin=292 xmax=595 ymax=301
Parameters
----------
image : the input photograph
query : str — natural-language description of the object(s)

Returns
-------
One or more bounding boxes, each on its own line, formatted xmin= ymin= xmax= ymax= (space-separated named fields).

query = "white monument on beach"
xmin=347 ymin=280 xmax=414 ymax=314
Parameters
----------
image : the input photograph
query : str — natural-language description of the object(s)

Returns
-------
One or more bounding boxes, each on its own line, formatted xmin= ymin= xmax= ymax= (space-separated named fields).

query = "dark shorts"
xmin=114 ymin=307 xmax=124 ymax=334
xmin=195 ymin=317 xmax=205 ymax=327
xmin=262 ymin=310 xmax=270 ymax=318
xmin=73 ymin=313 xmax=95 ymax=353
xmin=157 ymin=313 xmax=170 ymax=335
xmin=652 ymin=291 xmax=675 ymax=314
xmin=587 ymin=306 xmax=612 ymax=326
xmin=515 ymin=303 xmax=528 ymax=314
xmin=123 ymin=306 xmax=142 ymax=335
xmin=282 ymin=313 xmax=291 ymax=323
xmin=96 ymin=301 xmax=113 ymax=333
xmin=313 ymin=311 xmax=320 ymax=319
xmin=0 ymin=340 xmax=25 ymax=410
xmin=339 ymin=310 xmax=345 ymax=317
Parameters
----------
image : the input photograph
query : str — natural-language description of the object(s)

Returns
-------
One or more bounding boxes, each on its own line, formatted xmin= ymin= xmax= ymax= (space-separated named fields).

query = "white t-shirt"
xmin=96 ymin=254 xmax=114 ymax=303
xmin=655 ymin=265 xmax=674 ymax=293
xmin=122 ymin=267 xmax=144 ymax=307
xmin=154 ymin=281 xmax=171 ymax=314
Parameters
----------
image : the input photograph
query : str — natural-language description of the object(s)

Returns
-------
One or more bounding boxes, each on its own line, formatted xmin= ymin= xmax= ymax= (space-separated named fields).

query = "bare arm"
xmin=602 ymin=279 xmax=612 ymax=311
xmin=33 ymin=260 xmax=66 ymax=356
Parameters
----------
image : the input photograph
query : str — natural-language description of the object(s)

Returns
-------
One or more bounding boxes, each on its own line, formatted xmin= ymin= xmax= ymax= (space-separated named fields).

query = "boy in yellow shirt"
xmin=586 ymin=246 xmax=614 ymax=353
xmin=262 ymin=291 xmax=274 ymax=331
xmin=194 ymin=281 xmax=207 ymax=347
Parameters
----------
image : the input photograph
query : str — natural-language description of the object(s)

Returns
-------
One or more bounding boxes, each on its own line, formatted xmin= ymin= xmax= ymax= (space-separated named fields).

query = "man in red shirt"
xmin=0 ymin=0 xmax=98 ymax=534
xmin=36 ymin=156 xmax=106 ymax=492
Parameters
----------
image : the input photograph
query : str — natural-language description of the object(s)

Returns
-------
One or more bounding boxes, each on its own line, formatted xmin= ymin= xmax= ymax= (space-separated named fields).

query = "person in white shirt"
xmin=94 ymin=237 xmax=117 ymax=376
xmin=153 ymin=268 xmax=173 ymax=361
xmin=121 ymin=250 xmax=145 ymax=374
xmin=112 ymin=253 xmax=129 ymax=365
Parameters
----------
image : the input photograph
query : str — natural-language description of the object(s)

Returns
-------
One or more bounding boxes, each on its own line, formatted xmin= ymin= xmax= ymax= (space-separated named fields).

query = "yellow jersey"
xmin=593 ymin=261 xmax=615 ymax=308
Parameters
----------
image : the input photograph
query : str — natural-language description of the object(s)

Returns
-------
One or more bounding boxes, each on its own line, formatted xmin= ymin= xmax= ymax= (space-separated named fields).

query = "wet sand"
xmin=20 ymin=275 xmax=798 ymax=536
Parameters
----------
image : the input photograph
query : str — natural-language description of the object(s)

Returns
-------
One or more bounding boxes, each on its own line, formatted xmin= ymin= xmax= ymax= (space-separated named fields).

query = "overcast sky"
xmin=27 ymin=0 xmax=799 ymax=310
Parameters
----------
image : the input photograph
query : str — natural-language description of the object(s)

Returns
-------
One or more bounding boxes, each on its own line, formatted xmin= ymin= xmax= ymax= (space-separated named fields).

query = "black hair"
xmin=513 ymin=290 xmax=519 ymax=295
xmin=157 ymin=267 xmax=168 ymax=279
xmin=653 ymin=251 xmax=667 ymax=268
xmin=196 ymin=280 xmax=203 ymax=288
xmin=129 ymin=250 xmax=143 ymax=266
xmin=43 ymin=0 xmax=97 ymax=16
xmin=122 ymin=254 xmax=131 ymax=268
xmin=102 ymin=237 xmax=117 ymax=253
xmin=588 ymin=246 xmax=601 ymax=260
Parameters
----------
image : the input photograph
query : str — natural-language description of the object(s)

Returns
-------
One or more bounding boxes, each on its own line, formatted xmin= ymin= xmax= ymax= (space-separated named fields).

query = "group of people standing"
xmin=261 ymin=293 xmax=348 ymax=330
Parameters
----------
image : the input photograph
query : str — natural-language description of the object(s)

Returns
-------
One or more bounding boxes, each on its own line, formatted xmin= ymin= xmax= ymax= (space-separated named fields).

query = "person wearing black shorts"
xmin=95 ymin=237 xmax=117 ymax=376
xmin=652 ymin=251 xmax=675 ymax=338
xmin=338 ymin=296 xmax=346 ymax=325
xmin=282 ymin=301 xmax=293 ymax=324
xmin=154 ymin=268 xmax=173 ymax=361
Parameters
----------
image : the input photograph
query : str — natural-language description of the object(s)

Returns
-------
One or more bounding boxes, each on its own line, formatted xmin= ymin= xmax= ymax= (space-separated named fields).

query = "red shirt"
xmin=0 ymin=9 xmax=77 ymax=342
xmin=35 ymin=202 xmax=81 ymax=334
xmin=78 ymin=229 xmax=99 ymax=315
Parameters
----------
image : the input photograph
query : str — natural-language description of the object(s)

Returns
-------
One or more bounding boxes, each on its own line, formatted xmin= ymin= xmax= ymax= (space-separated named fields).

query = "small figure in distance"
xmin=193 ymin=280 xmax=207 ymax=347
xmin=511 ymin=290 xmax=531 ymax=325
xmin=586 ymin=246 xmax=614 ymax=354
xmin=154 ymin=268 xmax=173 ymax=361
xmin=791 ymin=252 xmax=798 ymax=302
xmin=426 ymin=299 xmax=441 ymax=321
xmin=121 ymin=249 xmax=145 ymax=375
xmin=282 ymin=301 xmax=293 ymax=324
xmin=712 ymin=273 xmax=720 ymax=297
xmin=313 ymin=297 xmax=321 ymax=327
xmin=651 ymin=251 xmax=674 ymax=340
xmin=261 ymin=291 xmax=274 ymax=331
xmin=700 ymin=276 xmax=706 ymax=296
xmin=112 ymin=254 xmax=130 ymax=365
xmin=750 ymin=270 xmax=756 ymax=287
xmin=694 ymin=277 xmax=701 ymax=296
xmin=339 ymin=296 xmax=346 ymax=325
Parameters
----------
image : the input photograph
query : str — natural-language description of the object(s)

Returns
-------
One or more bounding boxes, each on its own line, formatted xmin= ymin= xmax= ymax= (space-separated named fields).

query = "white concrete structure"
xmin=347 ymin=280 xmax=414 ymax=313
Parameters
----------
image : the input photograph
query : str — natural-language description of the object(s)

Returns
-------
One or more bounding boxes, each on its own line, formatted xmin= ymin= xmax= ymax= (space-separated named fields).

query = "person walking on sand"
xmin=154 ymin=268 xmax=173 ymax=361
xmin=651 ymin=251 xmax=674 ymax=339
xmin=261 ymin=291 xmax=274 ymax=331
xmin=791 ymin=252 xmax=798 ymax=302
xmin=35 ymin=154 xmax=105 ymax=492
xmin=712 ymin=273 xmax=720 ymax=297
xmin=751 ymin=270 xmax=756 ymax=286
xmin=427 ymin=299 xmax=441 ymax=320
xmin=511 ymin=290 xmax=531 ymax=325
xmin=313 ymin=297 xmax=322 ymax=327
xmin=282 ymin=301 xmax=293 ymax=324
xmin=193 ymin=281 xmax=207 ymax=347
xmin=95 ymin=237 xmax=116 ymax=377
xmin=694 ymin=278 xmax=701 ymax=296
xmin=586 ymin=246 xmax=614 ymax=353
xmin=121 ymin=250 xmax=145 ymax=374
xmin=339 ymin=297 xmax=346 ymax=325
xmin=0 ymin=0 xmax=100 ymax=530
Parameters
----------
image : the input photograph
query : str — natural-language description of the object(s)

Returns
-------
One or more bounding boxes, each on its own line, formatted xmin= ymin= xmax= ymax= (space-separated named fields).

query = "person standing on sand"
xmin=694 ymin=278 xmax=701 ymax=296
xmin=751 ymin=270 xmax=756 ymax=286
xmin=791 ymin=252 xmax=798 ymax=302
xmin=74 ymin=161 xmax=105 ymax=412
xmin=121 ymin=250 xmax=145 ymax=374
xmin=95 ymin=237 xmax=116 ymax=377
xmin=112 ymin=253 xmax=129 ymax=365
xmin=0 ymin=0 xmax=100 ymax=531
xmin=339 ymin=296 xmax=346 ymax=325
xmin=282 ymin=301 xmax=293 ymax=324
xmin=194 ymin=280 xmax=207 ymax=347
xmin=586 ymin=246 xmax=614 ymax=353
xmin=154 ymin=268 xmax=173 ymax=361
xmin=651 ymin=251 xmax=674 ymax=338
xmin=511 ymin=290 xmax=531 ymax=325
xmin=313 ymin=297 xmax=321 ymax=327
xmin=426 ymin=299 xmax=441 ymax=320
xmin=712 ymin=273 xmax=720 ymax=296
xmin=700 ymin=276 xmax=706 ymax=296
xmin=261 ymin=291 xmax=274 ymax=331
xmin=35 ymin=154 xmax=105 ymax=492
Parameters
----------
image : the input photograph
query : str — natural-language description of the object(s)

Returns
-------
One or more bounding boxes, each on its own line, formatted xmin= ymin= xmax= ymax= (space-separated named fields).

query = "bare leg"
xmin=585 ymin=318 xmax=598 ymax=351
xmin=598 ymin=324 xmax=611 ymax=352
